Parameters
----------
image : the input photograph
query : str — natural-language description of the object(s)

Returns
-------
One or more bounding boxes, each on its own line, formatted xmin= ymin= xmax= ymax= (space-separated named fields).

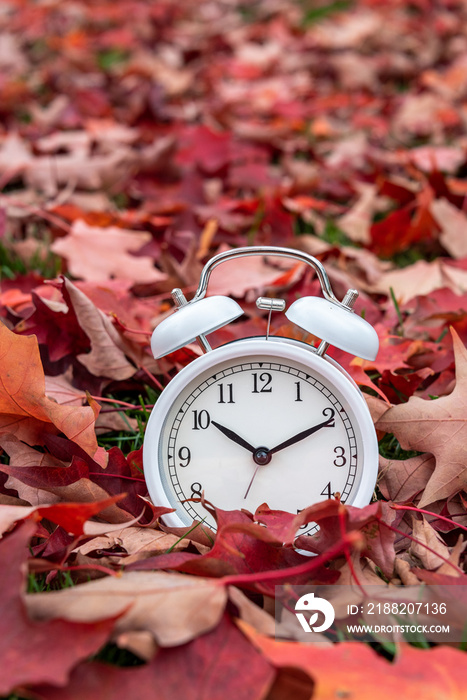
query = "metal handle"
xmin=189 ymin=246 xmax=345 ymax=307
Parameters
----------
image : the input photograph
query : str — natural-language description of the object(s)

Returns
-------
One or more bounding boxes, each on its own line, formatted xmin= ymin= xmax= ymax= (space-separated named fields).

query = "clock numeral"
xmin=190 ymin=482 xmax=203 ymax=498
xmin=294 ymin=381 xmax=303 ymax=402
xmin=252 ymin=372 xmax=272 ymax=393
xmin=322 ymin=407 xmax=335 ymax=426
xmin=333 ymin=446 xmax=347 ymax=467
xmin=178 ymin=446 xmax=191 ymax=467
xmin=218 ymin=383 xmax=234 ymax=404
xmin=296 ymin=508 xmax=308 ymax=529
xmin=192 ymin=409 xmax=211 ymax=430
xmin=321 ymin=482 xmax=332 ymax=499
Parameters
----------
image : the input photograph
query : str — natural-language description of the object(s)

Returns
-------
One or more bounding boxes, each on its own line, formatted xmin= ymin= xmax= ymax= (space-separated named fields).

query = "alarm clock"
xmin=143 ymin=246 xmax=379 ymax=534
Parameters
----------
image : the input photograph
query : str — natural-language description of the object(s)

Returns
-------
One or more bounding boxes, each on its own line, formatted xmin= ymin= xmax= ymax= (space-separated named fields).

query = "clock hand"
xmin=269 ymin=414 xmax=335 ymax=455
xmin=211 ymin=420 xmax=256 ymax=454
xmin=243 ymin=463 xmax=261 ymax=499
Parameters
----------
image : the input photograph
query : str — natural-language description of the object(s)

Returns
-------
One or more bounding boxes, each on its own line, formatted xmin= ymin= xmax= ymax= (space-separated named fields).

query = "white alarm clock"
xmin=143 ymin=246 xmax=379 ymax=534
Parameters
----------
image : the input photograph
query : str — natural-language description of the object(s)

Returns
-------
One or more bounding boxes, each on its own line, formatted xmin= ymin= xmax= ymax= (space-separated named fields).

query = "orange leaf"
xmin=240 ymin=621 xmax=466 ymax=700
xmin=0 ymin=322 xmax=101 ymax=461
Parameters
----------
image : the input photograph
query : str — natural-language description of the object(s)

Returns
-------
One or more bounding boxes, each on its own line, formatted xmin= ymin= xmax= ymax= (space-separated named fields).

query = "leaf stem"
xmin=391 ymin=504 xmax=467 ymax=533
xmin=217 ymin=531 xmax=362 ymax=587
xmin=139 ymin=365 xmax=164 ymax=392
xmin=338 ymin=504 xmax=365 ymax=593
xmin=378 ymin=519 xmax=463 ymax=575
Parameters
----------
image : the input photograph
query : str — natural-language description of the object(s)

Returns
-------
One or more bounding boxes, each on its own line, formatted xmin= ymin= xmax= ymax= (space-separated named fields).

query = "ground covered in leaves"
xmin=1 ymin=0 xmax=467 ymax=697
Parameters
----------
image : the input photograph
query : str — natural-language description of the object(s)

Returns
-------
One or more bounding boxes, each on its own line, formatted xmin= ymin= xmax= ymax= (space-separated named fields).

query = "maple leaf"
xmin=431 ymin=197 xmax=467 ymax=259
xmin=377 ymin=329 xmax=467 ymax=506
xmin=128 ymin=504 xmax=310 ymax=588
xmin=60 ymin=277 xmax=137 ymax=381
xmin=241 ymin=621 xmax=466 ymax=700
xmin=0 ymin=521 xmax=115 ymax=696
xmin=207 ymin=246 xmax=304 ymax=299
xmin=51 ymin=219 xmax=167 ymax=284
xmin=0 ymin=435 xmax=166 ymax=525
xmin=0 ymin=321 xmax=102 ymax=462
xmin=16 ymin=288 xmax=91 ymax=363
xmin=378 ymin=453 xmax=436 ymax=503
xmin=129 ymin=500 xmax=396 ymax=586
xmin=31 ymin=615 xmax=274 ymax=700
xmin=371 ymin=259 xmax=467 ymax=304
xmin=27 ymin=569 xmax=229 ymax=648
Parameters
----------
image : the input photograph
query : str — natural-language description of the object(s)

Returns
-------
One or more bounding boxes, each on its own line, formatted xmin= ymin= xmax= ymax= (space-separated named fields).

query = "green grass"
xmin=378 ymin=433 xmax=422 ymax=461
xmin=92 ymin=643 xmax=145 ymax=667
xmin=0 ymin=239 xmax=61 ymax=281
xmin=301 ymin=0 xmax=353 ymax=26
xmin=321 ymin=219 xmax=355 ymax=247
xmin=0 ymin=243 xmax=27 ymax=279
xmin=95 ymin=391 xmax=157 ymax=454
xmin=28 ymin=570 xmax=76 ymax=594
xmin=97 ymin=49 xmax=129 ymax=71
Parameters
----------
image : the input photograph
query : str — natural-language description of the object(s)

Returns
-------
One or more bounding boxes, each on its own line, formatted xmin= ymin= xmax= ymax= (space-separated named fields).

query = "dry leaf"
xmin=377 ymin=329 xmax=467 ymax=505
xmin=27 ymin=570 xmax=228 ymax=647
xmin=51 ymin=220 xmax=166 ymax=284
xmin=0 ymin=322 xmax=100 ymax=459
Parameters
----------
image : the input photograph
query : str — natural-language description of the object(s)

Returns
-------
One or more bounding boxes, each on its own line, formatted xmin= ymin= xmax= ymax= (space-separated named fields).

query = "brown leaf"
xmin=376 ymin=329 xmax=467 ymax=505
xmin=51 ymin=219 xmax=166 ymax=284
xmin=436 ymin=535 xmax=467 ymax=576
xmin=378 ymin=454 xmax=436 ymax=503
xmin=62 ymin=278 xmax=136 ymax=381
xmin=0 ymin=496 xmax=127 ymax=537
xmin=228 ymin=586 xmax=276 ymax=637
xmin=409 ymin=516 xmax=451 ymax=570
xmin=431 ymin=197 xmax=467 ymax=259
xmin=27 ymin=570 xmax=228 ymax=647
xmin=73 ymin=526 xmax=192 ymax=565
xmin=0 ymin=503 xmax=36 ymax=536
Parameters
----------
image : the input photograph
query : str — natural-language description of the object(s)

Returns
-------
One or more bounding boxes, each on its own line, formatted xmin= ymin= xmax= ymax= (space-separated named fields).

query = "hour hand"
xmin=211 ymin=420 xmax=256 ymax=454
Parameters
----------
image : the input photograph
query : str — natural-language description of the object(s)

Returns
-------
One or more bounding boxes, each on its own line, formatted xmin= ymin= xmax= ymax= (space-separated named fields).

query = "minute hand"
xmin=269 ymin=415 xmax=335 ymax=455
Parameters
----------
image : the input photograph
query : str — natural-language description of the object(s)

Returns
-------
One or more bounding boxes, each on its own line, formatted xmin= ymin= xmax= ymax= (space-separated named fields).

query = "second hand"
xmin=244 ymin=463 xmax=261 ymax=499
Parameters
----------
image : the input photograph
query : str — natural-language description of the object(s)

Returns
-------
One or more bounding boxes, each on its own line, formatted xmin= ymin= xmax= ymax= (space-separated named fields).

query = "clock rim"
xmin=143 ymin=337 xmax=379 ymax=529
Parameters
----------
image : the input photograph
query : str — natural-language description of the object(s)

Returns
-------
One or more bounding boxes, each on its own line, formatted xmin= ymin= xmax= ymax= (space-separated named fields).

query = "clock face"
xmin=143 ymin=339 xmax=378 ymax=535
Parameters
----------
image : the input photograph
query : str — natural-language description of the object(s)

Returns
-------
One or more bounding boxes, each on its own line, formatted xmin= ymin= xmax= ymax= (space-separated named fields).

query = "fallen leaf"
xmin=31 ymin=615 xmax=274 ymax=700
xmin=51 ymin=219 xmax=166 ymax=284
xmin=241 ymin=621 xmax=466 ymax=700
xmin=409 ymin=516 xmax=451 ymax=570
xmin=0 ymin=321 xmax=100 ymax=459
xmin=0 ymin=521 xmax=115 ymax=696
xmin=431 ymin=197 xmax=467 ymax=259
xmin=207 ymin=247 xmax=304 ymax=300
xmin=371 ymin=259 xmax=467 ymax=303
xmin=61 ymin=278 xmax=137 ymax=381
xmin=27 ymin=569 xmax=228 ymax=647
xmin=378 ymin=454 xmax=436 ymax=503
xmin=73 ymin=526 xmax=192 ymax=565
xmin=16 ymin=288 xmax=91 ymax=363
xmin=45 ymin=374 xmax=86 ymax=406
xmin=377 ymin=329 xmax=467 ymax=505
xmin=337 ymin=183 xmax=377 ymax=244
